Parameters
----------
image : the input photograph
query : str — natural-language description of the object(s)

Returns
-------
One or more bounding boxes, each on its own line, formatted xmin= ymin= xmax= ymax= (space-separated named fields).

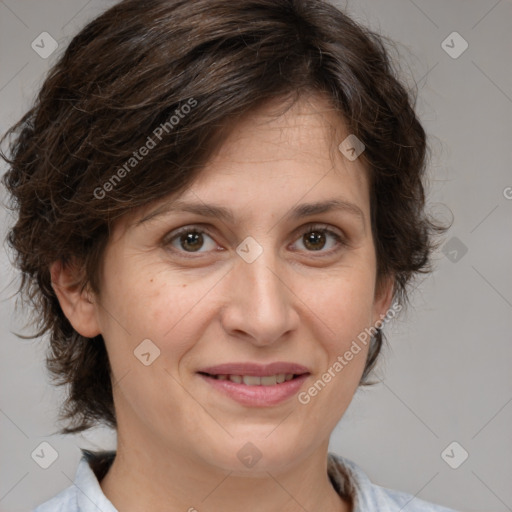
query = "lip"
xmin=198 ymin=373 xmax=310 ymax=407
xmin=197 ymin=362 xmax=310 ymax=376
xmin=197 ymin=362 xmax=311 ymax=407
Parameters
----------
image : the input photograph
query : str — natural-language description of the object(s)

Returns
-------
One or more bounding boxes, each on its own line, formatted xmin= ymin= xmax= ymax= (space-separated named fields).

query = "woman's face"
xmin=87 ymin=95 xmax=392 ymax=473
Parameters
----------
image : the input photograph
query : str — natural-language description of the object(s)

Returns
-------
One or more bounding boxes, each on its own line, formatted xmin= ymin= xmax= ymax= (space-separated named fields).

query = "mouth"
xmin=197 ymin=372 xmax=307 ymax=386
xmin=196 ymin=362 xmax=311 ymax=406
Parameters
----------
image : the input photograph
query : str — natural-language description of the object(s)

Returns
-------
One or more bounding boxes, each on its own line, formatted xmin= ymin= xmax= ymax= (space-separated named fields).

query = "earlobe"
xmin=373 ymin=275 xmax=395 ymax=324
xmin=50 ymin=260 xmax=101 ymax=338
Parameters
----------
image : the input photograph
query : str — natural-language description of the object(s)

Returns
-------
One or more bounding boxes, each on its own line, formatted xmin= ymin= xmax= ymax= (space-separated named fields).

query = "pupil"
xmin=181 ymin=232 xmax=203 ymax=251
xmin=304 ymin=231 xmax=325 ymax=250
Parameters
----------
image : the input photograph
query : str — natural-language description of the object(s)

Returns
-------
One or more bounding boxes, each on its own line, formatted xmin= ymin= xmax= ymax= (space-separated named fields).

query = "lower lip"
xmin=198 ymin=373 xmax=309 ymax=407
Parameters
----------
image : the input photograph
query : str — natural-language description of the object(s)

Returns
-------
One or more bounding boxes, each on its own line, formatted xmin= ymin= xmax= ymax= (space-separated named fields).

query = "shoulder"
xmin=32 ymin=450 xmax=117 ymax=512
xmin=328 ymin=452 xmax=459 ymax=512
xmin=372 ymin=484 xmax=458 ymax=512
xmin=32 ymin=485 xmax=77 ymax=512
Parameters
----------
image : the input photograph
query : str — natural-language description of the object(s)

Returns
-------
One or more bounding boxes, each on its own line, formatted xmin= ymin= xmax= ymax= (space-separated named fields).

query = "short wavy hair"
xmin=1 ymin=0 xmax=444 ymax=433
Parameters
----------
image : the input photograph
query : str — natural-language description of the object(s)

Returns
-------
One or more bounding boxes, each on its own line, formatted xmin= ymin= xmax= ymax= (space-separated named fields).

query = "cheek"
xmin=103 ymin=268 xmax=224 ymax=368
xmin=98 ymin=272 xmax=212 ymax=416
xmin=294 ymin=273 xmax=376 ymax=435
xmin=143 ymin=275 xmax=222 ymax=337
xmin=303 ymin=264 xmax=376 ymax=336
xmin=101 ymin=253 xmax=197 ymax=330
xmin=299 ymin=264 xmax=377 ymax=390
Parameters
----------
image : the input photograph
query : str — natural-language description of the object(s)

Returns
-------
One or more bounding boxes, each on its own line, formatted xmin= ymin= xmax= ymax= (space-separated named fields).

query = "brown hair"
xmin=1 ymin=0 xmax=444 ymax=433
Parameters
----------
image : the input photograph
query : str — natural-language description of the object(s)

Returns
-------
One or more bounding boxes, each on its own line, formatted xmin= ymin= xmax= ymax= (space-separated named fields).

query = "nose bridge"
xmin=243 ymin=255 xmax=284 ymax=311
xmin=221 ymin=239 xmax=296 ymax=344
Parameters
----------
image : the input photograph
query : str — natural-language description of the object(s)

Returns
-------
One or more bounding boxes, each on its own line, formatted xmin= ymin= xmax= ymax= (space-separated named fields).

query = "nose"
xmin=219 ymin=247 xmax=299 ymax=347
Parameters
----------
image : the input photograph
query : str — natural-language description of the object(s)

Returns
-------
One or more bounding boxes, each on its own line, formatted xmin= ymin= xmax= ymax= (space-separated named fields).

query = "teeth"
xmin=210 ymin=373 xmax=297 ymax=385
xmin=243 ymin=375 xmax=261 ymax=386
xmin=260 ymin=375 xmax=277 ymax=386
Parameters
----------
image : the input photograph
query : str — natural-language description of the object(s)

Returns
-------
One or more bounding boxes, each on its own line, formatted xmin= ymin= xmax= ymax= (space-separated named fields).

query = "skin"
xmin=51 ymin=94 xmax=393 ymax=512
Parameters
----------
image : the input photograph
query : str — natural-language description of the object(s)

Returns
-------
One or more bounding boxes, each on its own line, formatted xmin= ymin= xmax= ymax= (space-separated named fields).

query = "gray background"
xmin=1 ymin=1 xmax=511 ymax=511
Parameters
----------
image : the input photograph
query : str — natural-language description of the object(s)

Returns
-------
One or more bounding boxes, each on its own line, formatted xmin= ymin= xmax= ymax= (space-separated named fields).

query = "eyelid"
xmin=162 ymin=224 xmax=221 ymax=253
xmin=162 ymin=222 xmax=348 ymax=256
xmin=289 ymin=222 xmax=348 ymax=253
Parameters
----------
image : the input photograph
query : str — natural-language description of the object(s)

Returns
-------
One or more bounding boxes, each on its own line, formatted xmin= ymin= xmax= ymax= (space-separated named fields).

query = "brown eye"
xmin=303 ymin=231 xmax=327 ymax=251
xmin=291 ymin=224 xmax=345 ymax=254
xmin=179 ymin=231 xmax=204 ymax=252
xmin=165 ymin=228 xmax=218 ymax=254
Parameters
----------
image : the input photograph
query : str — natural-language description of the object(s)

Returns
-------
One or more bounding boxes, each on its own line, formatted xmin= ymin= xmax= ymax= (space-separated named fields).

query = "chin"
xmin=200 ymin=433 xmax=311 ymax=476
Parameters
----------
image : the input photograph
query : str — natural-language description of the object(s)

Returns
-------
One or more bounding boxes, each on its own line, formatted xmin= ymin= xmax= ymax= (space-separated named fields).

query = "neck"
xmin=100 ymin=436 xmax=351 ymax=512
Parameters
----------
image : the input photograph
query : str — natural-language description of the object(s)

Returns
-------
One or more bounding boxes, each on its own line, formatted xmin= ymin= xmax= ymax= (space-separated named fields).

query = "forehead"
xmin=122 ymin=93 xmax=370 ymax=230
xmin=210 ymin=93 xmax=362 ymax=170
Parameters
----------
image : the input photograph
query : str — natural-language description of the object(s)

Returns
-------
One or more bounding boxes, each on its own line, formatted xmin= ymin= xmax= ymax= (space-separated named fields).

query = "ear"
xmin=50 ymin=259 xmax=101 ymax=338
xmin=372 ymin=274 xmax=395 ymax=325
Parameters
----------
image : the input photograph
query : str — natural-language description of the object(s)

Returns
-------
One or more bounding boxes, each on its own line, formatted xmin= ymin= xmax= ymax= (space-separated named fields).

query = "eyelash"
xmin=162 ymin=223 xmax=347 ymax=259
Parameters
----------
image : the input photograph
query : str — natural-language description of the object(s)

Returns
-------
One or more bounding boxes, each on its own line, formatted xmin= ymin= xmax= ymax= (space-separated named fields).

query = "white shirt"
xmin=33 ymin=451 xmax=458 ymax=511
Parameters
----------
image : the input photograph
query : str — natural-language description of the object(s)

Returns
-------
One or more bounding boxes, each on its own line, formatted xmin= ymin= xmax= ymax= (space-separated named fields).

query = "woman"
xmin=1 ymin=0 xmax=455 ymax=510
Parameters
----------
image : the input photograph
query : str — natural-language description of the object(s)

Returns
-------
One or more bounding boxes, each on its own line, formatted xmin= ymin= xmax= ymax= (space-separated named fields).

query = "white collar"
xmin=37 ymin=450 xmax=454 ymax=512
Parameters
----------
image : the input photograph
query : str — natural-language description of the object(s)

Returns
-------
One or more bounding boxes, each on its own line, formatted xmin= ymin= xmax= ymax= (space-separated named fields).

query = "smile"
xmin=198 ymin=372 xmax=310 ymax=407
xmin=199 ymin=373 xmax=301 ymax=385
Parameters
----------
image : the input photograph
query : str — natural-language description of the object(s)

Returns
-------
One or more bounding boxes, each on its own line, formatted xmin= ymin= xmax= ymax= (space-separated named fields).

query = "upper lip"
xmin=198 ymin=362 xmax=311 ymax=377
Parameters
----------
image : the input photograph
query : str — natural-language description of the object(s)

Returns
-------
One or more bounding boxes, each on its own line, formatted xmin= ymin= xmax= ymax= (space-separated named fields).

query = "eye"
xmin=165 ymin=227 xmax=219 ymax=254
xmin=291 ymin=224 xmax=346 ymax=254
xmin=163 ymin=223 xmax=346 ymax=258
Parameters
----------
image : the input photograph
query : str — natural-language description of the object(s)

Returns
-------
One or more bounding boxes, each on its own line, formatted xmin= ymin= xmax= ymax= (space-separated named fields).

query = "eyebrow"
xmin=136 ymin=198 xmax=365 ymax=226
